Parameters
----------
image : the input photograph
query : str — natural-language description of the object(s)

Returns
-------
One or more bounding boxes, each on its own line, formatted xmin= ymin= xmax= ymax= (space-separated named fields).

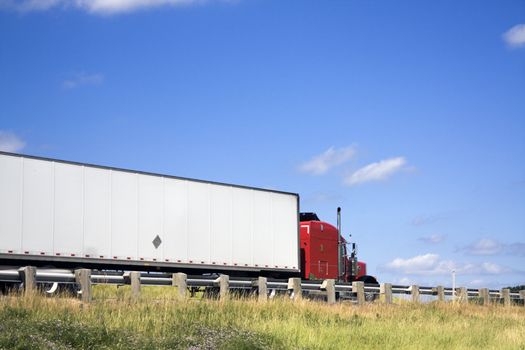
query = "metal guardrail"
xmin=1 ymin=267 xmax=524 ymax=305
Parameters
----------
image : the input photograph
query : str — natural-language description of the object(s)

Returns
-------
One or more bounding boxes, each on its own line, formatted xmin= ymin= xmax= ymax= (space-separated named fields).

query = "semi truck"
xmin=0 ymin=151 xmax=375 ymax=287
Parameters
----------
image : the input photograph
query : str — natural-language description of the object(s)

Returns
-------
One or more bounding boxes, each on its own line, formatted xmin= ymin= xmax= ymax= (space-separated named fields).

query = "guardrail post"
xmin=321 ymin=279 xmax=336 ymax=304
xmin=352 ymin=281 xmax=365 ymax=305
xmin=519 ymin=290 xmax=525 ymax=307
xmin=380 ymin=283 xmax=393 ymax=304
xmin=436 ymin=285 xmax=445 ymax=302
xmin=123 ymin=271 xmax=141 ymax=301
xmin=18 ymin=266 xmax=36 ymax=295
xmin=410 ymin=285 xmax=419 ymax=303
xmin=501 ymin=288 xmax=511 ymax=307
xmin=479 ymin=288 xmax=489 ymax=305
xmin=124 ymin=271 xmax=141 ymax=301
xmin=218 ymin=274 xmax=229 ymax=300
xmin=252 ymin=277 xmax=267 ymax=302
xmin=287 ymin=278 xmax=302 ymax=301
xmin=172 ymin=272 xmax=187 ymax=299
xmin=458 ymin=287 xmax=468 ymax=304
xmin=75 ymin=269 xmax=92 ymax=303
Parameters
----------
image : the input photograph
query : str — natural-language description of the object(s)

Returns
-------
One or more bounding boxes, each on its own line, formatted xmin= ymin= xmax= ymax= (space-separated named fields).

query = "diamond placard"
xmin=152 ymin=235 xmax=162 ymax=249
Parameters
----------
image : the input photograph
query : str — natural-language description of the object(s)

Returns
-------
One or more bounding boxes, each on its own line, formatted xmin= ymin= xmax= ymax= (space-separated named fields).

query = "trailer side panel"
xmin=0 ymin=152 xmax=299 ymax=273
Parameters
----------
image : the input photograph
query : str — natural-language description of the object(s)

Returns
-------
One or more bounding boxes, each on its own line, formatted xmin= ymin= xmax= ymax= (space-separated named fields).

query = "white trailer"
xmin=0 ymin=152 xmax=300 ymax=276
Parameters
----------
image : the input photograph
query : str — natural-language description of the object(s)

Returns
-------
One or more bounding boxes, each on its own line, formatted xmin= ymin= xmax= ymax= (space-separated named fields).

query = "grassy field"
xmin=1 ymin=286 xmax=524 ymax=349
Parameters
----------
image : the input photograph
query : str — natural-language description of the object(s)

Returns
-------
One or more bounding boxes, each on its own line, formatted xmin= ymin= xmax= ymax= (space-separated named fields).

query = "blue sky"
xmin=1 ymin=0 xmax=524 ymax=289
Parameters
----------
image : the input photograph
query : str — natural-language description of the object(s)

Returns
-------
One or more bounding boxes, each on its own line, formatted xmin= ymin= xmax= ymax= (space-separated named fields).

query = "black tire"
xmin=0 ymin=282 xmax=20 ymax=295
xmin=365 ymin=291 xmax=377 ymax=302
xmin=357 ymin=275 xmax=379 ymax=285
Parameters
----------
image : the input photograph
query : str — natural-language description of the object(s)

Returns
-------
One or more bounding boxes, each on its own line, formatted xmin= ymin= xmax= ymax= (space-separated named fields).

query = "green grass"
xmin=1 ymin=286 xmax=524 ymax=349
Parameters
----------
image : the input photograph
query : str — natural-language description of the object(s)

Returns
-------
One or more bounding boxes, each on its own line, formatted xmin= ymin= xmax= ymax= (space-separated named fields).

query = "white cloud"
xmin=418 ymin=234 xmax=445 ymax=244
xmin=0 ymin=131 xmax=25 ymax=152
xmin=503 ymin=24 xmax=525 ymax=48
xmin=344 ymin=156 xmax=406 ymax=186
xmin=467 ymin=279 xmax=486 ymax=288
xmin=1 ymin=0 xmax=222 ymax=14
xmin=385 ymin=253 xmax=440 ymax=274
xmin=479 ymin=262 xmax=506 ymax=274
xmin=76 ymin=0 xmax=203 ymax=14
xmin=462 ymin=238 xmax=503 ymax=256
xmin=381 ymin=253 xmax=509 ymax=276
xmin=299 ymin=146 xmax=356 ymax=175
xmin=396 ymin=277 xmax=415 ymax=285
xmin=63 ymin=72 xmax=104 ymax=89
xmin=460 ymin=239 xmax=525 ymax=257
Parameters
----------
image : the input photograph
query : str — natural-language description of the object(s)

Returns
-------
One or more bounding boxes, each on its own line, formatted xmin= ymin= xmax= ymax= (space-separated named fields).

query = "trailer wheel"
xmin=42 ymin=282 xmax=59 ymax=294
xmin=40 ymin=282 xmax=79 ymax=296
xmin=0 ymin=282 xmax=17 ymax=295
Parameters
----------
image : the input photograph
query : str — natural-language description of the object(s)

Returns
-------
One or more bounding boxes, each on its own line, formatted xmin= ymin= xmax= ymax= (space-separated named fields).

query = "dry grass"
xmin=1 ymin=285 xmax=524 ymax=349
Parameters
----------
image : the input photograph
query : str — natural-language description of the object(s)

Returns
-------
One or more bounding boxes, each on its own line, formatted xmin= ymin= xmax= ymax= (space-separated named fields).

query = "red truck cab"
xmin=299 ymin=212 xmax=372 ymax=283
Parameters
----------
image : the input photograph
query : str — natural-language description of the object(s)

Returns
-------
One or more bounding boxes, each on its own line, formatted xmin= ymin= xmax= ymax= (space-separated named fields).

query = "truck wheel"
xmin=365 ymin=292 xmax=377 ymax=302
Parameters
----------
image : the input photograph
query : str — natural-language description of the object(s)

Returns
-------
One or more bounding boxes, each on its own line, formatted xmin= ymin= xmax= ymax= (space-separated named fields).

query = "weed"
xmin=0 ymin=288 xmax=524 ymax=349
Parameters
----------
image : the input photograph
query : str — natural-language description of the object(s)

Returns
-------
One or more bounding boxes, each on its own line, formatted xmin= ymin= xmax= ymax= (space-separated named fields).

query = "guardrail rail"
xmin=2 ymin=266 xmax=524 ymax=306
